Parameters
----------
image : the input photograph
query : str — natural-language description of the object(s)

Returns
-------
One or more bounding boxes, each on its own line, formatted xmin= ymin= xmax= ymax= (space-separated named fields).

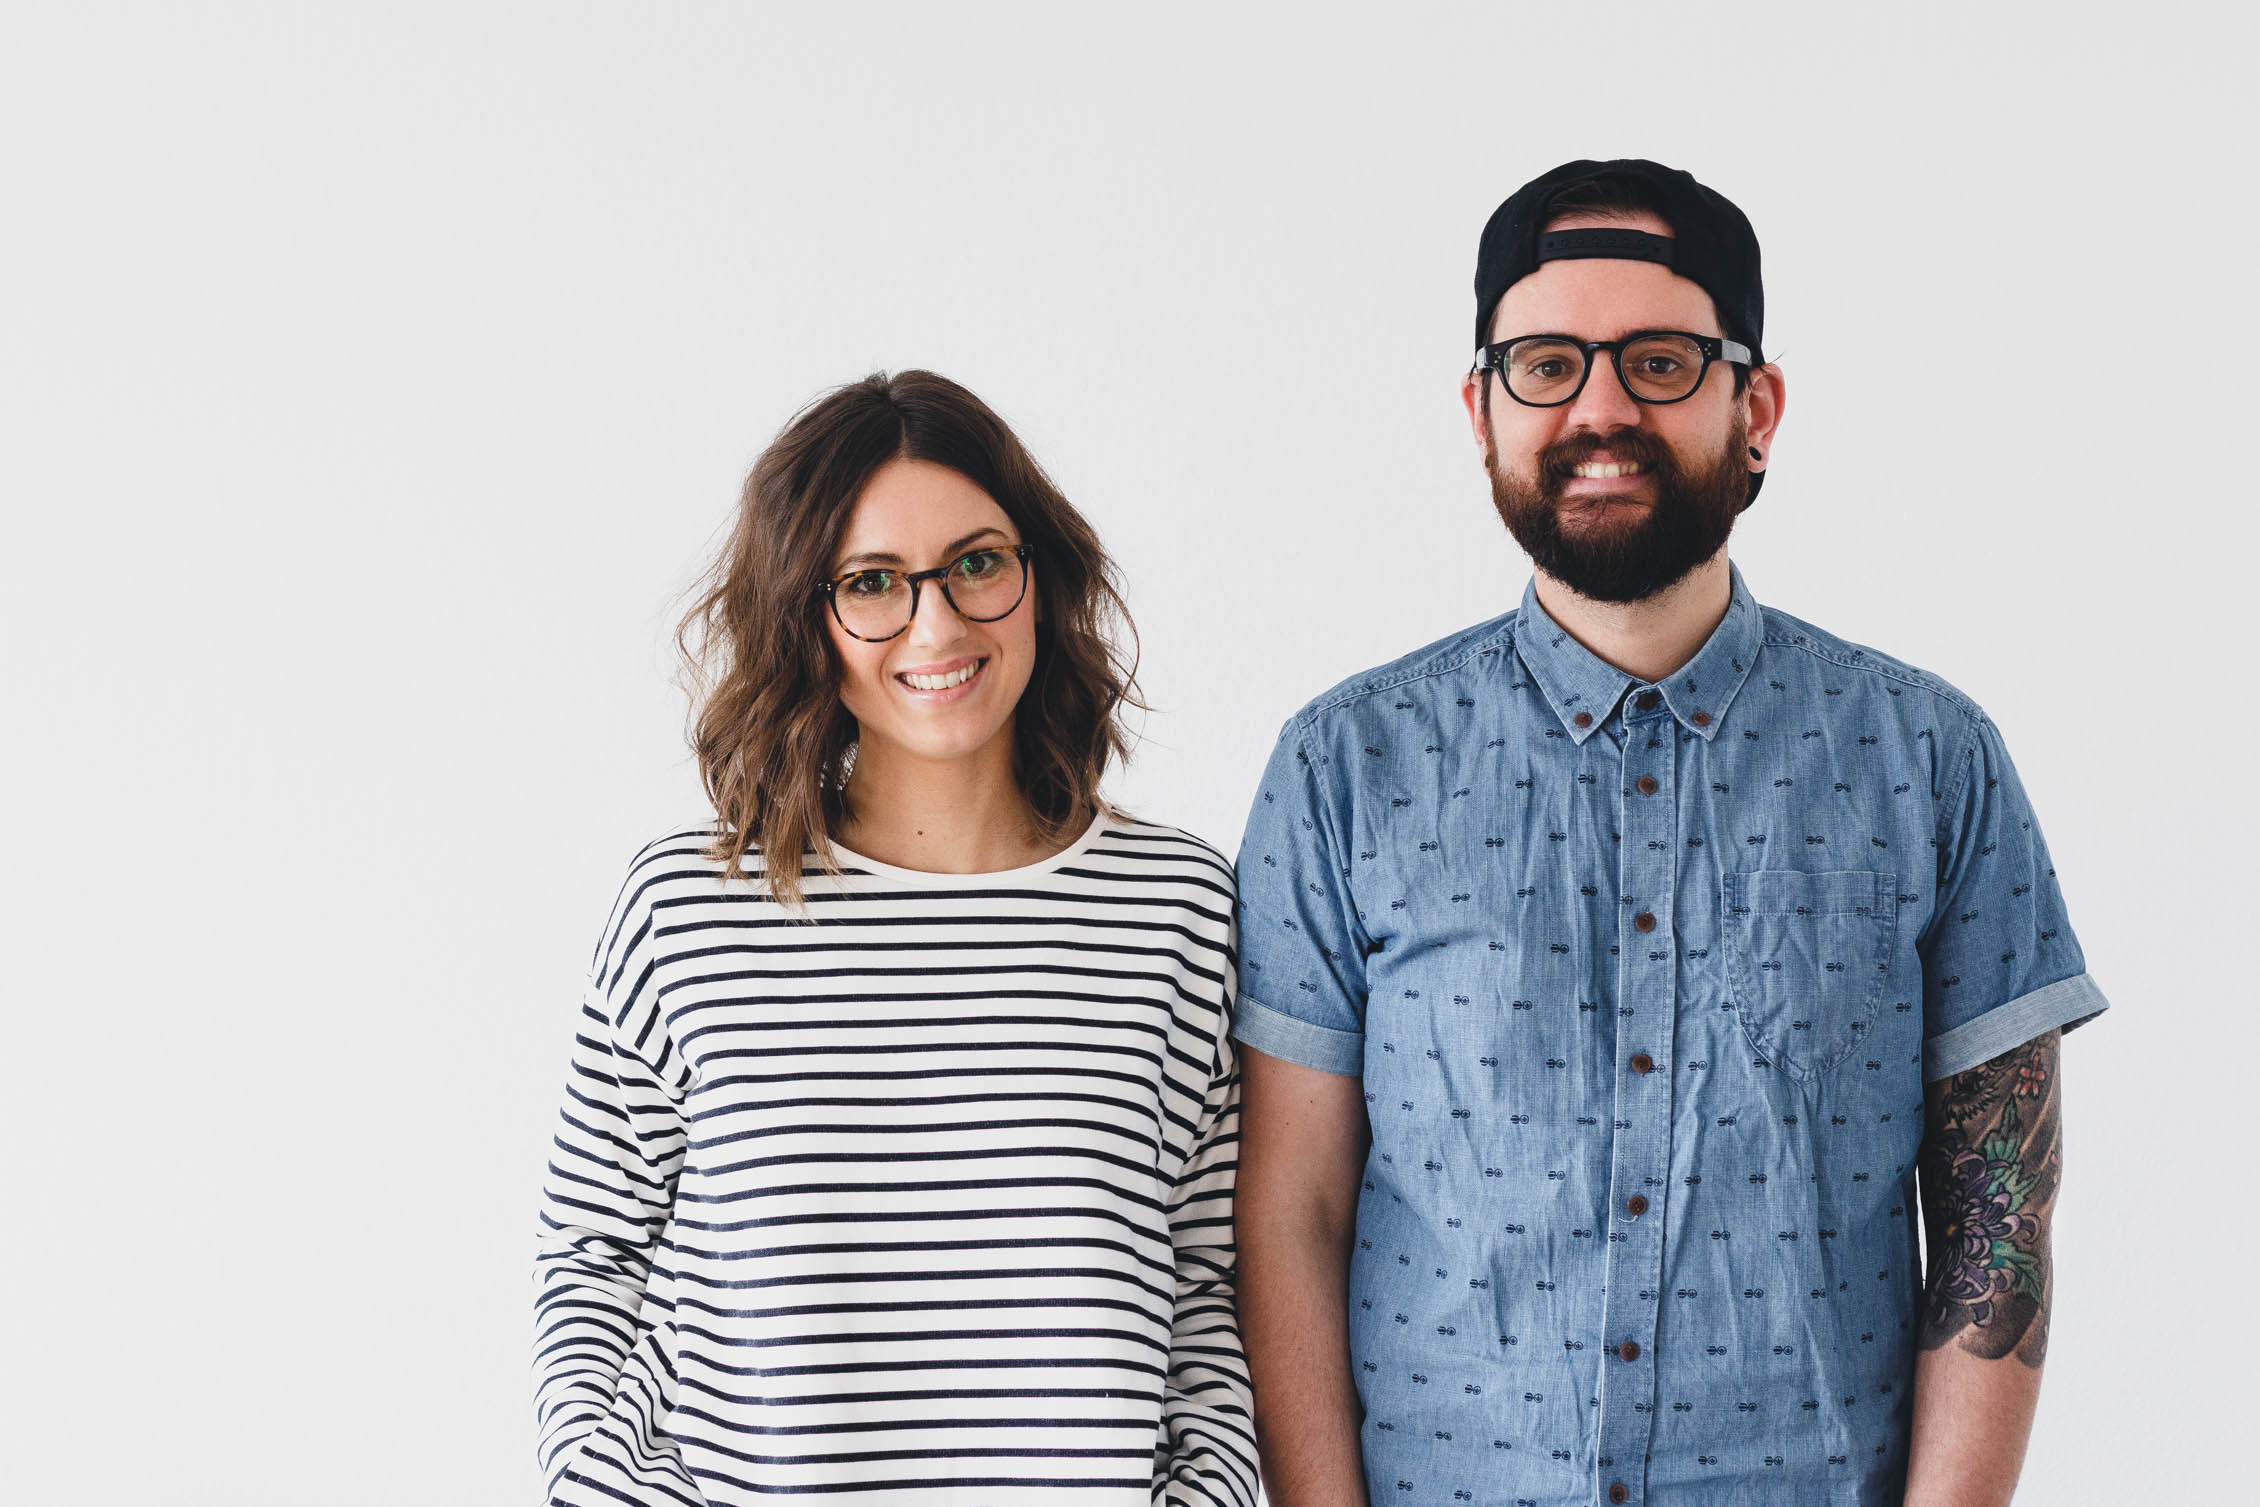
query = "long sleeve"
xmin=1154 ymin=1019 xmax=1260 ymax=1506
xmin=531 ymin=970 xmax=692 ymax=1498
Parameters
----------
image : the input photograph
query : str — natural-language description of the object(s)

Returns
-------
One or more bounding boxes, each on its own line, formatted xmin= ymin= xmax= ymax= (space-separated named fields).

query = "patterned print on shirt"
xmin=1230 ymin=565 xmax=2105 ymax=1507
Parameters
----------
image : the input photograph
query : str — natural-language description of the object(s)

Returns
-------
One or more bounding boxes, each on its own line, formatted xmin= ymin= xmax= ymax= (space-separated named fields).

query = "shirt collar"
xmin=1512 ymin=562 xmax=1765 ymax=745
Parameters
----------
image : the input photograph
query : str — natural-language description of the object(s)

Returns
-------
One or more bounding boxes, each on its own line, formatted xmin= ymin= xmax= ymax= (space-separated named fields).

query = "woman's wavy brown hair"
xmin=677 ymin=370 xmax=1142 ymax=910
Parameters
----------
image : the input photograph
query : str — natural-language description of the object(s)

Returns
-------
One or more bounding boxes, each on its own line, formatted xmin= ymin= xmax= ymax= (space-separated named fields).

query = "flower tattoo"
xmin=1919 ymin=1030 xmax=2061 ymax=1366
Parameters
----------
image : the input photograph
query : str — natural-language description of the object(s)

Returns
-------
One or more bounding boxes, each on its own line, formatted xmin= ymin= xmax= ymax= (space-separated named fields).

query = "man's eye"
xmin=1638 ymin=356 xmax=1686 ymax=376
xmin=1507 ymin=340 xmax=1582 ymax=386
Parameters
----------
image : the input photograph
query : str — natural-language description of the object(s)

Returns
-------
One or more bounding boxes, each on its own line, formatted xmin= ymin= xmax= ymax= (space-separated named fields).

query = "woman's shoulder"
xmin=1087 ymin=811 xmax=1236 ymax=891
xmin=614 ymin=821 xmax=742 ymax=882
xmin=590 ymin=821 xmax=758 ymax=933
xmin=598 ymin=814 xmax=1237 ymax=919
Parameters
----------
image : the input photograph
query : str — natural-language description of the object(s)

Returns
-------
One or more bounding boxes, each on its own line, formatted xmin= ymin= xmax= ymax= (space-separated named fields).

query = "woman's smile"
xmin=892 ymin=654 xmax=989 ymax=700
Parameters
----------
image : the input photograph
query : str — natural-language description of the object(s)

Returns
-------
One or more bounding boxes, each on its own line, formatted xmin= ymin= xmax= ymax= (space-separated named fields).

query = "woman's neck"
xmin=836 ymin=729 xmax=1070 ymax=874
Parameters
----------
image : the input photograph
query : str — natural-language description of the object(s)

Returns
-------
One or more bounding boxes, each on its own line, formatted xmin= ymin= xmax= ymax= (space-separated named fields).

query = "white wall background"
xmin=4 ymin=3 xmax=2249 ymax=1502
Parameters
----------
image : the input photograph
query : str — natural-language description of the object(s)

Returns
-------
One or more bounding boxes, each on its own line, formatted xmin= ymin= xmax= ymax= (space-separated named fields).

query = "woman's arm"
xmin=531 ymin=975 xmax=690 ymax=1497
xmin=1155 ymin=1024 xmax=1261 ymax=1505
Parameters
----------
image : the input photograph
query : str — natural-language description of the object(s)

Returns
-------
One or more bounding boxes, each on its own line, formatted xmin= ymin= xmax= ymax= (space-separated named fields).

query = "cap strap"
xmin=1536 ymin=227 xmax=1676 ymax=266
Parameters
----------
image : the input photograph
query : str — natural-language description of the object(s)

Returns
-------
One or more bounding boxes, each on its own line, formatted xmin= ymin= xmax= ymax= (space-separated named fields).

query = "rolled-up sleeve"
xmin=1229 ymin=717 xmax=1372 ymax=1078
xmin=1918 ymin=705 xmax=2108 ymax=1082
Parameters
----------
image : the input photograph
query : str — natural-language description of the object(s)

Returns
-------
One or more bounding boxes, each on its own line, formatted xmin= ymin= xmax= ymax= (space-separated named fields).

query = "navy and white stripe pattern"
xmin=533 ymin=813 xmax=1256 ymax=1506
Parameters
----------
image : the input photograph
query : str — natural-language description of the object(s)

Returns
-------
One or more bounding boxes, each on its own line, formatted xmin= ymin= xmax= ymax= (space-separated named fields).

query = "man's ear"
xmin=1743 ymin=362 xmax=1786 ymax=470
xmin=1460 ymin=369 xmax=1491 ymax=458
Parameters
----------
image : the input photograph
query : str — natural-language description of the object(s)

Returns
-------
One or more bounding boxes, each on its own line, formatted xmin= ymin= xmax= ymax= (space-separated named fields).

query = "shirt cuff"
xmin=1229 ymin=992 xmax=1364 ymax=1078
xmin=1923 ymin=971 xmax=2110 ymax=1083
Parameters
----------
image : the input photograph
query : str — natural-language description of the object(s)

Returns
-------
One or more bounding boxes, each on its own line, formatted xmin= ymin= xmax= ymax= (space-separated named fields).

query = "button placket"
xmin=1596 ymin=698 xmax=1677 ymax=1505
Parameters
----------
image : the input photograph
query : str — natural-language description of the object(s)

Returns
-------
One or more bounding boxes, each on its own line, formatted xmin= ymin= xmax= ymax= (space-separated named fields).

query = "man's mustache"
xmin=1540 ymin=430 xmax=1675 ymax=484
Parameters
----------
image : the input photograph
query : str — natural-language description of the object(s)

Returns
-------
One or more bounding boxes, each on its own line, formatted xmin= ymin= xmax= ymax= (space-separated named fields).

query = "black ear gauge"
xmin=1749 ymin=445 xmax=1763 ymax=460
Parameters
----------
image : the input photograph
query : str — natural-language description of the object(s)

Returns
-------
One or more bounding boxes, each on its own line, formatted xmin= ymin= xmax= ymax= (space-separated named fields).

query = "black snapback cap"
xmin=1472 ymin=157 xmax=1768 ymax=502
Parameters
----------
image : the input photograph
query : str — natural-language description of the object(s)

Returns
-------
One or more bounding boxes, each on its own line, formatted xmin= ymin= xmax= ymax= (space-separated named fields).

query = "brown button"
xmin=1618 ymin=1340 xmax=1641 ymax=1362
xmin=1690 ymin=711 xmax=1712 ymax=727
xmin=1634 ymin=689 xmax=1662 ymax=712
xmin=1633 ymin=911 xmax=1657 ymax=932
xmin=1573 ymin=711 xmax=1593 ymax=728
xmin=1636 ymin=775 xmax=1659 ymax=795
xmin=1630 ymin=1052 xmax=1655 ymax=1075
xmin=1610 ymin=1482 xmax=1630 ymax=1503
xmin=1626 ymin=1195 xmax=1649 ymax=1216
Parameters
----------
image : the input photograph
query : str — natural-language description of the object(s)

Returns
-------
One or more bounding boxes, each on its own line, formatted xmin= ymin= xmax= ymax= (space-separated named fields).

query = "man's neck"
xmin=1532 ymin=552 xmax=1732 ymax=685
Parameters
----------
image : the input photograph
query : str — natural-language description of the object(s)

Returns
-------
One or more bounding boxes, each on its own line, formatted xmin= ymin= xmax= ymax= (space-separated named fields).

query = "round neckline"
xmin=826 ymin=807 xmax=1114 ymax=885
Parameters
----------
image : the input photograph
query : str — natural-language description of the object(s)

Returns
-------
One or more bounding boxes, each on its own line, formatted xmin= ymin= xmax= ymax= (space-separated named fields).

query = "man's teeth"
xmin=901 ymin=661 xmax=981 ymax=691
xmin=1573 ymin=461 xmax=1646 ymax=479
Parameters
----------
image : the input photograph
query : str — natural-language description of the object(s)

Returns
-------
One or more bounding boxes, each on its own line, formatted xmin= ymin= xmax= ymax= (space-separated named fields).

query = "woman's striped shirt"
xmin=532 ymin=812 xmax=1256 ymax=1506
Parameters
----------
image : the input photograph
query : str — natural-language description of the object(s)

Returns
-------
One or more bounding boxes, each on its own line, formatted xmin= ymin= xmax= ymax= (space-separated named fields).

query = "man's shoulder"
xmin=1755 ymin=603 xmax=1984 ymax=722
xmin=1284 ymin=610 xmax=1520 ymax=730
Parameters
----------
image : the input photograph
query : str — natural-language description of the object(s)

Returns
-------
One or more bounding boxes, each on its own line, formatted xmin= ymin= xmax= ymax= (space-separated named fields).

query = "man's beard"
xmin=1487 ymin=418 xmax=1748 ymax=604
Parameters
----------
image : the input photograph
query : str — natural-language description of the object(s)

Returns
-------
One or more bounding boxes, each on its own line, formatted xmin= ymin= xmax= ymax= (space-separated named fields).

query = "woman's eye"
xmin=955 ymin=549 xmax=1006 ymax=579
xmin=843 ymin=571 xmax=896 ymax=598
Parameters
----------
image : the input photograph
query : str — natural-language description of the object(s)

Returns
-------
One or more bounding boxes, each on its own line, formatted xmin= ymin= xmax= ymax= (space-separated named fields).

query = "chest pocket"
xmin=1721 ymin=869 xmax=1898 ymax=1083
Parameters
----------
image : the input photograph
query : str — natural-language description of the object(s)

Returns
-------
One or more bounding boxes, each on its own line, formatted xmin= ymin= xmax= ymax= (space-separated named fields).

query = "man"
xmin=1230 ymin=159 xmax=2106 ymax=1507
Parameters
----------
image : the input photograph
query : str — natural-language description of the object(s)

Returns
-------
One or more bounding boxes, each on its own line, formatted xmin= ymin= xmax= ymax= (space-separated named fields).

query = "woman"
xmin=531 ymin=371 xmax=1255 ymax=1507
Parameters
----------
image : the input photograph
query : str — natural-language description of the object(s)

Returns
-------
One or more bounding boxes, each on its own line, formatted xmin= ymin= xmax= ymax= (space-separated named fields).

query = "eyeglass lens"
xmin=1503 ymin=334 xmax=1709 ymax=405
xmin=832 ymin=548 xmax=1027 ymax=640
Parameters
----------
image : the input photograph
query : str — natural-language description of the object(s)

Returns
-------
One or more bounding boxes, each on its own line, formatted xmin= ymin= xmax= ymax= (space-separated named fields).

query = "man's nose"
xmin=1561 ymin=354 xmax=1643 ymax=432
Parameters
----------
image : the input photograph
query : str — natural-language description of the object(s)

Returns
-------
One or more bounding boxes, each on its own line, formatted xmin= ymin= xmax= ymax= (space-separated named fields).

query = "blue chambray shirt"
xmin=1230 ymin=564 xmax=2106 ymax=1507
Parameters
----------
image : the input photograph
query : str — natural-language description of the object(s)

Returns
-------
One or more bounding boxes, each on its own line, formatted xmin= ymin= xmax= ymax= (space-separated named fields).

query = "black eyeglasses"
xmin=818 ymin=544 xmax=1034 ymax=643
xmin=1474 ymin=330 xmax=1754 ymax=407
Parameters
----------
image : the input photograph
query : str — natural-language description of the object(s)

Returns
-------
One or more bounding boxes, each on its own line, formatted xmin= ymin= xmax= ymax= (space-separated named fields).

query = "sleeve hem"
xmin=1923 ymin=972 xmax=2109 ymax=1083
xmin=1228 ymin=993 xmax=1363 ymax=1078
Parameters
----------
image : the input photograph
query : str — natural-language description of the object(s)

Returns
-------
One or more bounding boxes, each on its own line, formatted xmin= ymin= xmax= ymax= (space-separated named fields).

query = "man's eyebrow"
xmin=835 ymin=527 xmax=1012 ymax=572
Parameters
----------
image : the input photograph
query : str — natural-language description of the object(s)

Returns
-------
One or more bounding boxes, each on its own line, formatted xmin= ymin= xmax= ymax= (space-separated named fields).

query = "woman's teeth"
xmin=900 ymin=661 xmax=982 ymax=691
xmin=1572 ymin=461 xmax=1646 ymax=479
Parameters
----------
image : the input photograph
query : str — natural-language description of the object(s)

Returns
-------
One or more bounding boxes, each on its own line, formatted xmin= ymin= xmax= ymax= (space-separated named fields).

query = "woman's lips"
xmin=893 ymin=655 xmax=988 ymax=703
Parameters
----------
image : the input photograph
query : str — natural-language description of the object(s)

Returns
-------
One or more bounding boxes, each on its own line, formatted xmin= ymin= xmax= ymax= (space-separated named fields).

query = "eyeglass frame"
xmin=1472 ymin=329 xmax=1755 ymax=408
xmin=817 ymin=543 xmax=1036 ymax=643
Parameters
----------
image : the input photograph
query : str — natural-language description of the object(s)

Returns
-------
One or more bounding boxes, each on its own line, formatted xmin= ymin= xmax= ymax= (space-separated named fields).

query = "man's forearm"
xmin=1237 ymin=1047 xmax=1371 ymax=1507
xmin=1905 ymin=1029 xmax=2061 ymax=1506
xmin=1906 ymin=1338 xmax=2043 ymax=1507
xmin=1239 ymin=1220 xmax=1368 ymax=1507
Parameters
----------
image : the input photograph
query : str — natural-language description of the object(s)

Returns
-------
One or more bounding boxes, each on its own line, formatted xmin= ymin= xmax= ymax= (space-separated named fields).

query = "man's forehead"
xmin=1551 ymin=207 xmax=1673 ymax=239
xmin=1490 ymin=251 xmax=1724 ymax=342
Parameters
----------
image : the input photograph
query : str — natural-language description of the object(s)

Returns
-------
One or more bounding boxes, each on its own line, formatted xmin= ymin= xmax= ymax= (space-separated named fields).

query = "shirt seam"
xmin=1292 ymin=618 xmax=1519 ymax=721
xmin=1927 ymin=704 xmax=1987 ymax=899
xmin=1760 ymin=630 xmax=1981 ymax=715
xmin=1279 ymin=716 xmax=1375 ymax=963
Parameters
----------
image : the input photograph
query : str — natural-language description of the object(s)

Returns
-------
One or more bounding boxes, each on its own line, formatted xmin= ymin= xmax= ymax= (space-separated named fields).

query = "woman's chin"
xmin=858 ymin=717 xmax=1016 ymax=770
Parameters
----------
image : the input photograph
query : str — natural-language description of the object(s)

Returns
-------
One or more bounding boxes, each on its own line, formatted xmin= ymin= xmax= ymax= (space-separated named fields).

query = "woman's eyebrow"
xmin=836 ymin=527 xmax=1012 ymax=572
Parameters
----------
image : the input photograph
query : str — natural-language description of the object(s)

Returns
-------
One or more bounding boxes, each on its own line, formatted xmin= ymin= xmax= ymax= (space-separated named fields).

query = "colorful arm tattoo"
xmin=1918 ymin=1028 xmax=2062 ymax=1366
